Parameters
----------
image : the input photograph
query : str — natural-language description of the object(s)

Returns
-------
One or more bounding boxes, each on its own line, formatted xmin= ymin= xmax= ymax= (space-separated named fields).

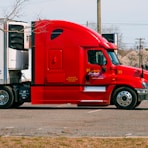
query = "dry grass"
xmin=0 ymin=137 xmax=148 ymax=148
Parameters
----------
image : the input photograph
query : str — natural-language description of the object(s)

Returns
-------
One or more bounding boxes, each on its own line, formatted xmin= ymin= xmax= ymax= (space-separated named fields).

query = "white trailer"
xmin=0 ymin=19 xmax=30 ymax=108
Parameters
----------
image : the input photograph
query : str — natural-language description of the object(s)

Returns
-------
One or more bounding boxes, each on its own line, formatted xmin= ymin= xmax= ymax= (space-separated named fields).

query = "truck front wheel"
xmin=112 ymin=87 xmax=137 ymax=110
xmin=0 ymin=86 xmax=14 ymax=109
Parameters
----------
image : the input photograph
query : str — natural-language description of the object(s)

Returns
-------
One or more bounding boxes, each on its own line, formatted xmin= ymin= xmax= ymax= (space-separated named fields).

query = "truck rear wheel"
xmin=112 ymin=87 xmax=137 ymax=110
xmin=0 ymin=86 xmax=14 ymax=109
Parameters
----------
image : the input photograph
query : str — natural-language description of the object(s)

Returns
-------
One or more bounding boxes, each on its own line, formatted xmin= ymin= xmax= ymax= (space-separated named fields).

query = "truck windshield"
xmin=107 ymin=51 xmax=120 ymax=65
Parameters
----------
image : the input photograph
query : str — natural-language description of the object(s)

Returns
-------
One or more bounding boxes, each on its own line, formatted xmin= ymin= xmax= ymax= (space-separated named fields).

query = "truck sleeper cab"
xmin=0 ymin=19 xmax=148 ymax=109
xmin=30 ymin=20 xmax=148 ymax=110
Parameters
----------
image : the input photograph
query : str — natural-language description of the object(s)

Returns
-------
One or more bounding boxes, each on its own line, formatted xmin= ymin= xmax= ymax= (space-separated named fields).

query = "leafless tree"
xmin=118 ymin=49 xmax=148 ymax=68
xmin=86 ymin=22 xmax=125 ymax=50
xmin=3 ymin=0 xmax=29 ymax=20
xmin=102 ymin=25 xmax=126 ymax=49
xmin=0 ymin=0 xmax=29 ymax=33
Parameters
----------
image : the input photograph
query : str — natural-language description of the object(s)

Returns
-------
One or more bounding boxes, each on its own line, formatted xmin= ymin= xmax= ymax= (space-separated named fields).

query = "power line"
xmin=103 ymin=22 xmax=148 ymax=26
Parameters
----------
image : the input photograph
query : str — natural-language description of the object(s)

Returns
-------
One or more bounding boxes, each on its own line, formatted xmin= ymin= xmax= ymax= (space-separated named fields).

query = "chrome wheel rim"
xmin=116 ymin=91 xmax=132 ymax=107
xmin=0 ymin=90 xmax=9 ymax=105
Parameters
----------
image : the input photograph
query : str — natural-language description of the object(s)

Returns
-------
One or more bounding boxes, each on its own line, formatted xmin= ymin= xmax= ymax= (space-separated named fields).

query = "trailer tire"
xmin=0 ymin=86 xmax=14 ymax=109
xmin=113 ymin=87 xmax=137 ymax=110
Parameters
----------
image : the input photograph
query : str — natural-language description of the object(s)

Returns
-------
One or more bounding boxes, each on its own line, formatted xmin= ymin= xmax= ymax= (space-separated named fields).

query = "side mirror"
xmin=97 ymin=54 xmax=106 ymax=72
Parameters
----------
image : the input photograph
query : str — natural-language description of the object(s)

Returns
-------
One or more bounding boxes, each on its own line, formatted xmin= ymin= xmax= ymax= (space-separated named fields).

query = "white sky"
xmin=1 ymin=0 xmax=148 ymax=48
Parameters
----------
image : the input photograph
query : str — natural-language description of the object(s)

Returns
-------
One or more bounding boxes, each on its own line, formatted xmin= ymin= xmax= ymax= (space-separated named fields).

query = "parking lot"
xmin=0 ymin=101 xmax=148 ymax=137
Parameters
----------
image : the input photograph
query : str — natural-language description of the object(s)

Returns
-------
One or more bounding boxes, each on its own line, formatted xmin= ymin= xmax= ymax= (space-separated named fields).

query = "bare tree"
xmin=0 ymin=0 xmax=29 ymax=34
xmin=102 ymin=25 xmax=126 ymax=49
xmin=118 ymin=49 xmax=148 ymax=68
xmin=3 ymin=0 xmax=29 ymax=20
xmin=86 ymin=22 xmax=125 ymax=49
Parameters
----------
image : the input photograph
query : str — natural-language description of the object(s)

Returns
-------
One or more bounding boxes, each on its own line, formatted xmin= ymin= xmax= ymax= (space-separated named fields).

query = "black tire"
xmin=112 ymin=87 xmax=137 ymax=110
xmin=135 ymin=101 xmax=142 ymax=107
xmin=11 ymin=102 xmax=24 ymax=108
xmin=0 ymin=86 xmax=14 ymax=109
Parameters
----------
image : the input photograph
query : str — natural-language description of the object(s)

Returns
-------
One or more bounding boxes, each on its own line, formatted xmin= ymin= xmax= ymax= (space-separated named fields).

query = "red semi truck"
xmin=0 ymin=19 xmax=148 ymax=109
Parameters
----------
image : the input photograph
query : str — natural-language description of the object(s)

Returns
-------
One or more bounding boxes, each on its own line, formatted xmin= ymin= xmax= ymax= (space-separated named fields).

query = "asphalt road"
xmin=0 ymin=101 xmax=148 ymax=137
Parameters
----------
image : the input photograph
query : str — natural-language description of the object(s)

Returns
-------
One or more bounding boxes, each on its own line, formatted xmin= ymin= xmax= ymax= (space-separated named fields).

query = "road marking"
xmin=38 ymin=128 xmax=43 ymax=130
xmin=5 ymin=126 xmax=14 ymax=129
xmin=125 ymin=133 xmax=133 ymax=137
xmin=56 ymin=103 xmax=72 ymax=107
xmin=88 ymin=109 xmax=101 ymax=114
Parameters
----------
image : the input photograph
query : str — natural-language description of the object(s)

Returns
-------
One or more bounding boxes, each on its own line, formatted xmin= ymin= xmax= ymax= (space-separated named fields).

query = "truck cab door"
xmin=85 ymin=49 xmax=114 ymax=86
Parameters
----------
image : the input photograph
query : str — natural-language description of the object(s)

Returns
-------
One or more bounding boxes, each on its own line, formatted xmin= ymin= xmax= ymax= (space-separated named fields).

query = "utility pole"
xmin=136 ymin=38 xmax=145 ymax=67
xmin=97 ymin=0 xmax=101 ymax=34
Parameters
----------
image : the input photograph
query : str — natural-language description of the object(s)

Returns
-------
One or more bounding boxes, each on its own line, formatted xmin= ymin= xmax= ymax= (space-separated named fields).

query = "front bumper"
xmin=135 ymin=88 xmax=148 ymax=100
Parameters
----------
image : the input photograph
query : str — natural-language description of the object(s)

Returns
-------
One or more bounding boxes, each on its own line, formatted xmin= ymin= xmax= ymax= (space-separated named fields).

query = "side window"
xmin=88 ymin=50 xmax=106 ymax=65
xmin=51 ymin=29 xmax=63 ymax=40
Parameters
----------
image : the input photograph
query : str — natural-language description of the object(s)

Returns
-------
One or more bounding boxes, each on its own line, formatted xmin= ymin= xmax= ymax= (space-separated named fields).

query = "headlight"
xmin=142 ymin=82 xmax=148 ymax=88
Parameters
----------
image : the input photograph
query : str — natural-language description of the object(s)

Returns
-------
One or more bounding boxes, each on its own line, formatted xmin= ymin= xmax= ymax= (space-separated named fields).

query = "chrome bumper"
xmin=136 ymin=88 xmax=148 ymax=100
